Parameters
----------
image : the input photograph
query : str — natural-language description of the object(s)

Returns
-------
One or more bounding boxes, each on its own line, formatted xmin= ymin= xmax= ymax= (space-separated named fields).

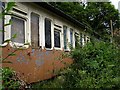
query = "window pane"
xmin=31 ymin=13 xmax=39 ymax=47
xmin=75 ymin=32 xmax=79 ymax=47
xmin=84 ymin=34 xmax=86 ymax=44
xmin=54 ymin=30 xmax=60 ymax=48
xmin=70 ymin=29 xmax=73 ymax=47
xmin=45 ymin=18 xmax=51 ymax=48
xmin=0 ymin=2 xmax=3 ymax=44
xmin=63 ymin=26 xmax=67 ymax=49
xmin=11 ymin=17 xmax=25 ymax=43
xmin=80 ymin=33 xmax=82 ymax=46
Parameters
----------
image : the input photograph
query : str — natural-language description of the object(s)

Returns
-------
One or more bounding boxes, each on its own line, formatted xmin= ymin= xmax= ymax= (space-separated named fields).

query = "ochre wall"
xmin=2 ymin=44 xmax=73 ymax=84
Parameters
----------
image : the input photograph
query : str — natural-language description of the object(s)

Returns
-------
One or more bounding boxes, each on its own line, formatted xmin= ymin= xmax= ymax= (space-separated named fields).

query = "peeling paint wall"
xmin=2 ymin=44 xmax=73 ymax=84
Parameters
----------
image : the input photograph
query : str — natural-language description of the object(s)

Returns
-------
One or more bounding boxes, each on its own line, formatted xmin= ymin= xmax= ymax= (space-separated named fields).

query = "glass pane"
xmin=45 ymin=18 xmax=51 ymax=48
xmin=0 ymin=2 xmax=3 ymax=44
xmin=75 ymin=32 xmax=79 ymax=47
xmin=54 ymin=30 xmax=60 ymax=48
xmin=11 ymin=17 xmax=25 ymax=43
xmin=63 ymin=26 xmax=67 ymax=49
xmin=80 ymin=33 xmax=82 ymax=46
xmin=70 ymin=29 xmax=73 ymax=47
xmin=31 ymin=13 xmax=39 ymax=47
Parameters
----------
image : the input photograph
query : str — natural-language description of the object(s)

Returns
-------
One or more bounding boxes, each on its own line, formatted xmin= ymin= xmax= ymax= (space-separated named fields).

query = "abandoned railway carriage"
xmin=0 ymin=2 xmax=90 ymax=83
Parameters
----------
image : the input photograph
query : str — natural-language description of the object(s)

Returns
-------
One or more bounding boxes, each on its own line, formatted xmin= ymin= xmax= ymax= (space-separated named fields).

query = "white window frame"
xmin=9 ymin=7 xmax=29 ymax=48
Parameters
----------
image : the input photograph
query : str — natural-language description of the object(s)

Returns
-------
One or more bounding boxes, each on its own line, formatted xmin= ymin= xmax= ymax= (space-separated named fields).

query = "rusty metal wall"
xmin=2 ymin=44 xmax=73 ymax=84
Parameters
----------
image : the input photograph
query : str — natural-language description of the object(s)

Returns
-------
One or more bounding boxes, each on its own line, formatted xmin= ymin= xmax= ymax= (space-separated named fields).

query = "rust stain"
xmin=2 ymin=44 xmax=73 ymax=84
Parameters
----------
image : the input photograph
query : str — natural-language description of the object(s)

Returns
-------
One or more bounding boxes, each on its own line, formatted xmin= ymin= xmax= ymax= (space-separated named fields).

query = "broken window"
xmin=11 ymin=17 xmax=25 ymax=44
xmin=63 ymin=26 xmax=67 ymax=49
xmin=45 ymin=18 xmax=51 ymax=48
xmin=54 ymin=29 xmax=60 ymax=48
xmin=31 ymin=12 xmax=39 ymax=47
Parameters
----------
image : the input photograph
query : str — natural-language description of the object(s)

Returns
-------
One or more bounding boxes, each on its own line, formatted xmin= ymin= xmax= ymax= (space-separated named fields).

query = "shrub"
xmin=30 ymin=41 xmax=120 ymax=88
xmin=64 ymin=41 xmax=120 ymax=88
xmin=1 ymin=67 xmax=25 ymax=89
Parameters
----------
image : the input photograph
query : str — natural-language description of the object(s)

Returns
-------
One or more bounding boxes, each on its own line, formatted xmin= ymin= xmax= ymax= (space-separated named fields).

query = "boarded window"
xmin=63 ymin=26 xmax=67 ymax=49
xmin=45 ymin=18 xmax=51 ymax=48
xmin=31 ymin=13 xmax=39 ymax=47
xmin=70 ymin=28 xmax=73 ymax=47
xmin=54 ymin=29 xmax=60 ymax=48
xmin=11 ymin=17 xmax=25 ymax=43
xmin=0 ymin=2 xmax=3 ymax=44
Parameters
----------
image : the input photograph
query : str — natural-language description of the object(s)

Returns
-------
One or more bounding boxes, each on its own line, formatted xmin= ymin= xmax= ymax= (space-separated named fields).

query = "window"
xmin=45 ymin=18 xmax=51 ymax=48
xmin=84 ymin=34 xmax=86 ymax=44
xmin=87 ymin=36 xmax=90 ymax=43
xmin=11 ymin=17 xmax=25 ymax=44
xmin=0 ymin=2 xmax=4 ymax=44
xmin=63 ymin=26 xmax=67 ymax=49
xmin=31 ymin=12 xmax=39 ymax=47
xmin=70 ymin=28 xmax=73 ymax=47
xmin=75 ymin=32 xmax=79 ymax=47
xmin=54 ymin=29 xmax=61 ymax=48
xmin=80 ymin=33 xmax=83 ymax=46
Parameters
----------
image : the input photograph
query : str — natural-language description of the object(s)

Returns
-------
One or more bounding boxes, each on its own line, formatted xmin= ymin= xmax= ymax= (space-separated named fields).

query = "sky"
xmin=110 ymin=0 xmax=120 ymax=9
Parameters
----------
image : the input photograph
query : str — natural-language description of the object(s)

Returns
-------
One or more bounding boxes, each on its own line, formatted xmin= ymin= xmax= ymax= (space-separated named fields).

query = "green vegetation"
xmin=30 ymin=41 xmax=120 ymax=88
xmin=1 ymin=68 xmax=21 ymax=89
xmin=50 ymin=2 xmax=120 ymax=42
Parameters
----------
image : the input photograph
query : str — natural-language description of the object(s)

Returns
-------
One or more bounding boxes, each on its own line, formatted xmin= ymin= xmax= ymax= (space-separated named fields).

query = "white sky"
xmin=110 ymin=0 xmax=120 ymax=9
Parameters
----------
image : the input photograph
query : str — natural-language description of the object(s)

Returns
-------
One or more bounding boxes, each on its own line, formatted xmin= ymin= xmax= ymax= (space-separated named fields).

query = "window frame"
xmin=9 ymin=7 xmax=28 ymax=48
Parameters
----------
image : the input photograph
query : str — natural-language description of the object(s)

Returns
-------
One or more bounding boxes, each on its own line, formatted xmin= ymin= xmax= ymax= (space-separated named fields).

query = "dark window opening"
xmin=11 ymin=17 xmax=25 ymax=43
xmin=63 ymin=26 xmax=67 ymax=49
xmin=80 ymin=33 xmax=83 ymax=46
xmin=70 ymin=28 xmax=73 ymax=47
xmin=45 ymin=18 xmax=51 ymax=48
xmin=75 ymin=32 xmax=79 ymax=47
xmin=31 ymin=12 xmax=39 ymax=48
xmin=54 ymin=30 xmax=60 ymax=48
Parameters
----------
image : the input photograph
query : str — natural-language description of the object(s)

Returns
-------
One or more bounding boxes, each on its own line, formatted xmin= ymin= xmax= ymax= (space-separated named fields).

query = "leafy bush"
xmin=30 ymin=41 xmax=120 ymax=88
xmin=64 ymin=41 xmax=120 ymax=88
xmin=1 ymin=67 xmax=22 ymax=89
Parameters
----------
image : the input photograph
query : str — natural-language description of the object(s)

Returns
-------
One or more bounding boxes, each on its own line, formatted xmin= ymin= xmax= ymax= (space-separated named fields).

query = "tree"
xmin=49 ymin=2 xmax=120 ymax=41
